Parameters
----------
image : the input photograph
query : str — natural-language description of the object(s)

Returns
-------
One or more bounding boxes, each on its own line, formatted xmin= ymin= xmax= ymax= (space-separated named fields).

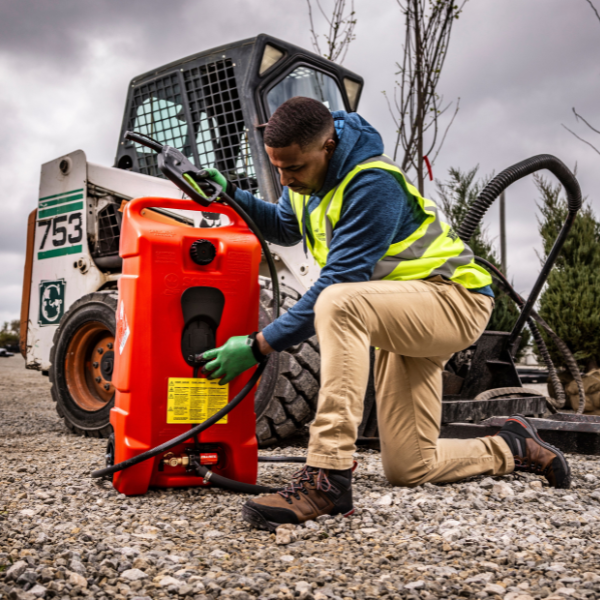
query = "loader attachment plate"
xmin=441 ymin=394 xmax=547 ymax=424
xmin=441 ymin=413 xmax=600 ymax=455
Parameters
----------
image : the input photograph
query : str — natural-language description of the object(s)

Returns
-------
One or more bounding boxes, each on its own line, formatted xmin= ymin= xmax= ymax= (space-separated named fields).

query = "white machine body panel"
xmin=26 ymin=151 xmax=185 ymax=371
xmin=28 ymin=151 xmax=101 ymax=370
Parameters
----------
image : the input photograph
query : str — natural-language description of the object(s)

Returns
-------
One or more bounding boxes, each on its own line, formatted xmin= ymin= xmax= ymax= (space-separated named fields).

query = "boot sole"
xmin=241 ymin=504 xmax=283 ymax=533
xmin=508 ymin=414 xmax=572 ymax=488
xmin=242 ymin=504 xmax=355 ymax=533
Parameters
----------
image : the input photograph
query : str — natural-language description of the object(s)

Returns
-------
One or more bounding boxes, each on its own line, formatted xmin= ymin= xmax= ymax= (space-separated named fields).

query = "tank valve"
xmin=162 ymin=452 xmax=190 ymax=468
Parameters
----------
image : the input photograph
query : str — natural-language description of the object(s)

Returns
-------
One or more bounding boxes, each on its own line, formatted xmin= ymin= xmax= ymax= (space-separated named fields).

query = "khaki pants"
xmin=307 ymin=277 xmax=514 ymax=485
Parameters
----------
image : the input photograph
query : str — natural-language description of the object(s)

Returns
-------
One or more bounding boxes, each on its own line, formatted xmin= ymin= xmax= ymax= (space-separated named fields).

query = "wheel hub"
xmin=91 ymin=338 xmax=115 ymax=397
xmin=100 ymin=350 xmax=114 ymax=381
xmin=65 ymin=322 xmax=116 ymax=411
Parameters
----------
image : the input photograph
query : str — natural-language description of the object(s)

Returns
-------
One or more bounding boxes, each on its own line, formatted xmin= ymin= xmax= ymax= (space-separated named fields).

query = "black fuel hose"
xmin=91 ymin=366 xmax=265 ymax=479
xmin=258 ymin=456 xmax=307 ymax=463
xmin=225 ymin=192 xmax=280 ymax=329
xmin=191 ymin=459 xmax=279 ymax=494
xmin=184 ymin=456 xmax=307 ymax=496
xmin=91 ymin=189 xmax=282 ymax=481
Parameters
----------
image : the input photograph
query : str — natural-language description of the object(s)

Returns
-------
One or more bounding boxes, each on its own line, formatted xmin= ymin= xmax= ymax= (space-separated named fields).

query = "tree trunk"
xmin=414 ymin=0 xmax=425 ymax=195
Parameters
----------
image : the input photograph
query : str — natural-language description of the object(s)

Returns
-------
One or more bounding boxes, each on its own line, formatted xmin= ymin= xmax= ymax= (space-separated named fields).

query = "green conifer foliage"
xmin=436 ymin=167 xmax=530 ymax=356
xmin=0 ymin=320 xmax=19 ymax=348
xmin=536 ymin=175 xmax=600 ymax=372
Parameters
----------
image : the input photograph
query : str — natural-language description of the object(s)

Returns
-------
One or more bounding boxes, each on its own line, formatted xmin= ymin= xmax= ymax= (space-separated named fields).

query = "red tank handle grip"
xmin=125 ymin=196 xmax=244 ymax=228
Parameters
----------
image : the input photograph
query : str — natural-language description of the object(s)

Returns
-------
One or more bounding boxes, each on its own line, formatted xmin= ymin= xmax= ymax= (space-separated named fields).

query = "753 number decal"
xmin=38 ymin=213 xmax=83 ymax=249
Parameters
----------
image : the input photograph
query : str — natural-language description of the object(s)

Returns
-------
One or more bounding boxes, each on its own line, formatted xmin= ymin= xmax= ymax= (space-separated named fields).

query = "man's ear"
xmin=323 ymin=138 xmax=336 ymax=159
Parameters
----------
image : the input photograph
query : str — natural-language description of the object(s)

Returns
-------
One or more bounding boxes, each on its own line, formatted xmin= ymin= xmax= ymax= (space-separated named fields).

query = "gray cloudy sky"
xmin=1 ymin=0 xmax=599 ymax=324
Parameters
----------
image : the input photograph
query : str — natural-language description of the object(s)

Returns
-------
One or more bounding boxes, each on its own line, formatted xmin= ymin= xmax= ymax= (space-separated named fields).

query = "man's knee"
xmin=314 ymin=283 xmax=360 ymax=322
xmin=382 ymin=459 xmax=427 ymax=488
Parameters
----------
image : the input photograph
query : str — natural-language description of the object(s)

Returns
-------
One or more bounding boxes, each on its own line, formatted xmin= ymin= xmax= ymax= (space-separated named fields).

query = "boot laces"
xmin=278 ymin=466 xmax=332 ymax=500
xmin=514 ymin=457 xmax=549 ymax=476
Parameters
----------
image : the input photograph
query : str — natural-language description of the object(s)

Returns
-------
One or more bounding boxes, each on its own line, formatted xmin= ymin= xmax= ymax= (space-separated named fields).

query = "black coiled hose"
xmin=526 ymin=322 xmax=563 ymax=412
xmin=457 ymin=154 xmax=582 ymax=242
xmin=457 ymin=155 xmax=582 ymax=348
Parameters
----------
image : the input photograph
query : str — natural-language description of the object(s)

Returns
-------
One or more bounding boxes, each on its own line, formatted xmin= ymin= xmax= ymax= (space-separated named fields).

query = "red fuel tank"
xmin=111 ymin=196 xmax=260 ymax=496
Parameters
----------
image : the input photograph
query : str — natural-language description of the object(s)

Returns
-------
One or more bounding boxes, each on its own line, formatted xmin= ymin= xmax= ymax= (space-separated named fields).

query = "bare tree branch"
xmin=573 ymin=107 xmax=600 ymax=135
xmin=584 ymin=0 xmax=600 ymax=22
xmin=385 ymin=0 xmax=466 ymax=194
xmin=306 ymin=0 xmax=357 ymax=64
xmin=307 ymin=0 xmax=322 ymax=56
xmin=432 ymin=97 xmax=461 ymax=165
xmin=562 ymin=124 xmax=600 ymax=156
xmin=561 ymin=4 xmax=600 ymax=155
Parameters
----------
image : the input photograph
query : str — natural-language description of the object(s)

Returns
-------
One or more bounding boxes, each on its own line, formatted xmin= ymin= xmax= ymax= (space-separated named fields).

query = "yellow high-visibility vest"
xmin=288 ymin=155 xmax=492 ymax=289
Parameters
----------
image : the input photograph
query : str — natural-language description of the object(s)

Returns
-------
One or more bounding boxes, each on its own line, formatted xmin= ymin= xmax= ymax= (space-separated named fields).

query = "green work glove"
xmin=204 ymin=168 xmax=228 ymax=192
xmin=202 ymin=336 xmax=258 ymax=385
xmin=183 ymin=168 xmax=230 ymax=202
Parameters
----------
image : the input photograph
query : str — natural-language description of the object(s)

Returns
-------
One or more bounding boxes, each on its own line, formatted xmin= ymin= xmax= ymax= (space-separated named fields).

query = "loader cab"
xmin=114 ymin=34 xmax=363 ymax=204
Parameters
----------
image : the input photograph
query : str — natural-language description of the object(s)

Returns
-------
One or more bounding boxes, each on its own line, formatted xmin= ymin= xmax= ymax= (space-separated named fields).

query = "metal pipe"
xmin=508 ymin=211 xmax=577 ymax=346
xmin=499 ymin=190 xmax=507 ymax=274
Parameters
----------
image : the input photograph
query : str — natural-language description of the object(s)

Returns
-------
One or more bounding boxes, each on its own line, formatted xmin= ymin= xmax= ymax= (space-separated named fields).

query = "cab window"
xmin=266 ymin=67 xmax=345 ymax=116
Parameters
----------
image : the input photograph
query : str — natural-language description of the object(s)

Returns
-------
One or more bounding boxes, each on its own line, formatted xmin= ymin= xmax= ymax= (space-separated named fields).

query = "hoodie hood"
xmin=317 ymin=110 xmax=385 ymax=198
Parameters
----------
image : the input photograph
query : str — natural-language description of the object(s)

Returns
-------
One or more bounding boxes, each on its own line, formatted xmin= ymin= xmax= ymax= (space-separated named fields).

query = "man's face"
xmin=265 ymin=137 xmax=336 ymax=196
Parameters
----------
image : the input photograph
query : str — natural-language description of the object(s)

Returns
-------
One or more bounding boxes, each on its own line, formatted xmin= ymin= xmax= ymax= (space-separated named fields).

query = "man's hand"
xmin=204 ymin=168 xmax=228 ymax=197
xmin=202 ymin=335 xmax=258 ymax=385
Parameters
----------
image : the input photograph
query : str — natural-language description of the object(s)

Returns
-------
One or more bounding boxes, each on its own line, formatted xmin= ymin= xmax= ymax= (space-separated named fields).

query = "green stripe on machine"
xmin=38 ymin=245 xmax=83 ymax=260
xmin=38 ymin=201 xmax=84 ymax=219
xmin=39 ymin=193 xmax=84 ymax=209
xmin=39 ymin=188 xmax=84 ymax=202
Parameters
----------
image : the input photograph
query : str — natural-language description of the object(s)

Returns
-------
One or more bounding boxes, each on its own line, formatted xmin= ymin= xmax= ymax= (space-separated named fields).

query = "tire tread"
xmin=255 ymin=282 xmax=320 ymax=446
xmin=49 ymin=291 xmax=117 ymax=439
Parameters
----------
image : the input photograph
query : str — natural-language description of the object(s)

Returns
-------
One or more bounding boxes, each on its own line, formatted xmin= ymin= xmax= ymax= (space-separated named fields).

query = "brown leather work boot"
xmin=496 ymin=414 xmax=571 ymax=488
xmin=242 ymin=466 xmax=354 ymax=531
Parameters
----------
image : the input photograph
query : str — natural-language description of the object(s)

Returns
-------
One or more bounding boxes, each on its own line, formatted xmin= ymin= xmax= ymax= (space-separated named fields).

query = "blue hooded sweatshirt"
xmin=233 ymin=111 xmax=492 ymax=352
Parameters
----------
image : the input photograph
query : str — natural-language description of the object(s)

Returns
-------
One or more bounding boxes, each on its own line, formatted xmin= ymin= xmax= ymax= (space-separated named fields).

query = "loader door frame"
xmin=256 ymin=60 xmax=351 ymax=119
xmin=250 ymin=45 xmax=362 ymax=199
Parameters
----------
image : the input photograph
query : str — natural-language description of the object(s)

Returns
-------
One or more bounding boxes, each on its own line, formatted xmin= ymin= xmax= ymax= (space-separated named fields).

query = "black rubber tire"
xmin=254 ymin=278 xmax=321 ymax=446
xmin=49 ymin=291 xmax=118 ymax=438
xmin=105 ymin=432 xmax=115 ymax=467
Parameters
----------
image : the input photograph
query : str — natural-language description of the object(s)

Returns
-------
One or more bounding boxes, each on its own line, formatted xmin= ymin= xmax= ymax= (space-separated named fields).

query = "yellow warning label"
xmin=167 ymin=378 xmax=229 ymax=424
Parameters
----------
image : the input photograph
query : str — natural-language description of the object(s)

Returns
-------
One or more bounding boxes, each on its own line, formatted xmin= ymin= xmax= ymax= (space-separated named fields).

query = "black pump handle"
xmin=124 ymin=131 xmax=163 ymax=153
xmin=123 ymin=130 xmax=221 ymax=207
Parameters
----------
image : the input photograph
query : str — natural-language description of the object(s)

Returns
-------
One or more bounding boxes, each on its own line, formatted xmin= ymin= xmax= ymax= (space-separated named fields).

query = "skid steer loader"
xmin=21 ymin=33 xmax=591 ymax=452
xmin=20 ymin=34 xmax=364 ymax=445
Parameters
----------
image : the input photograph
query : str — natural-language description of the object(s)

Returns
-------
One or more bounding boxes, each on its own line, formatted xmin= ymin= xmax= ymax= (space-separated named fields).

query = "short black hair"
xmin=264 ymin=96 xmax=334 ymax=149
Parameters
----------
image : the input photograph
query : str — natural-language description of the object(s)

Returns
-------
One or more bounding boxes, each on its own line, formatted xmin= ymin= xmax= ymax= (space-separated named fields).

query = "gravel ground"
xmin=2 ymin=354 xmax=600 ymax=600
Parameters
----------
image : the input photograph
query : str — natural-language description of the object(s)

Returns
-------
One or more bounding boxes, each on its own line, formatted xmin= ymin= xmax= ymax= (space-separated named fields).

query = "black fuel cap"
xmin=190 ymin=239 xmax=216 ymax=265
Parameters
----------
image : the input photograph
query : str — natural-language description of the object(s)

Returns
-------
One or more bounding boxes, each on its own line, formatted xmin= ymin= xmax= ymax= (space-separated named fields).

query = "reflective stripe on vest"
xmin=288 ymin=155 xmax=492 ymax=289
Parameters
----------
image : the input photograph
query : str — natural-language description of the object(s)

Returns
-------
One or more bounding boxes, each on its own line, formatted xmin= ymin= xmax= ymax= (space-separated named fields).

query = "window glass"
xmin=133 ymin=97 xmax=191 ymax=160
xmin=266 ymin=67 xmax=345 ymax=116
xmin=195 ymin=111 xmax=216 ymax=166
